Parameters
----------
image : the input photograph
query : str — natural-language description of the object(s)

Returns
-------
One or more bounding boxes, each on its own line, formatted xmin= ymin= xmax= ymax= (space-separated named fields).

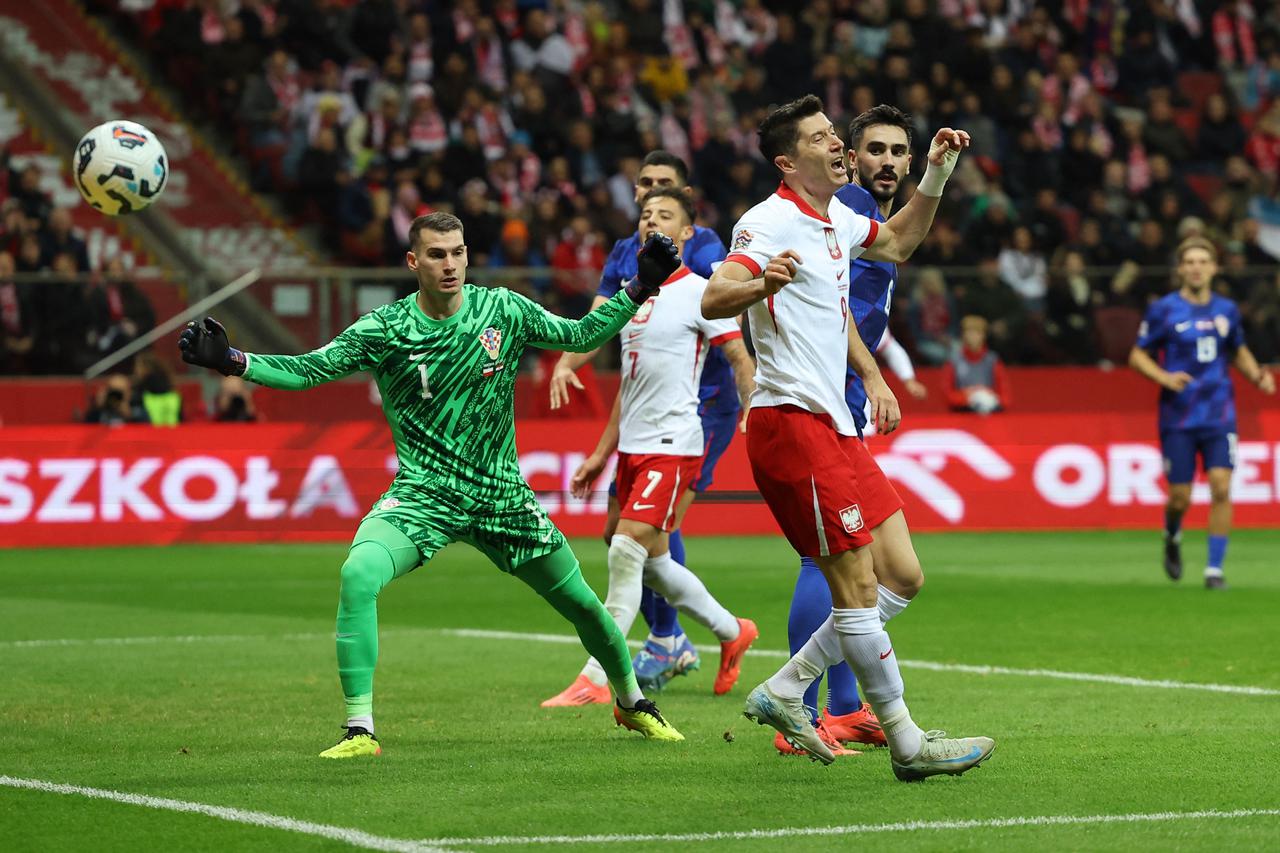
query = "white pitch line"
xmin=0 ymin=776 xmax=457 ymax=853
xmin=426 ymin=808 xmax=1280 ymax=848
xmin=4 ymin=627 xmax=1278 ymax=697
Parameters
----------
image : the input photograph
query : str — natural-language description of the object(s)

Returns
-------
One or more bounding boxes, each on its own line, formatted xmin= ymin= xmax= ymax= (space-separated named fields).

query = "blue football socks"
xmin=790 ymin=557 xmax=862 ymax=723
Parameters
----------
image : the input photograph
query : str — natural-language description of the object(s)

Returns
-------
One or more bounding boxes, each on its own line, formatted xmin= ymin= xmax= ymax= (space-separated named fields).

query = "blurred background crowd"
xmin=7 ymin=0 xmax=1280 ymax=391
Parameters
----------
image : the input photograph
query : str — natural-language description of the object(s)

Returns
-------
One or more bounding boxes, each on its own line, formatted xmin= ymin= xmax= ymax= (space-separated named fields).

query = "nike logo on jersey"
xmin=627 ymin=331 xmax=643 ymax=340
xmin=410 ymin=352 xmax=429 ymax=361
xmin=632 ymin=502 xmax=656 ymax=511
xmin=836 ymin=270 xmax=844 ymax=280
xmin=1175 ymin=321 xmax=1192 ymax=332
xmin=879 ymin=648 xmax=893 ymax=660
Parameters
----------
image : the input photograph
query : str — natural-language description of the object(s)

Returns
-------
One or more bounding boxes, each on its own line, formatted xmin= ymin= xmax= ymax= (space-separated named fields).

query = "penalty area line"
xmin=425 ymin=808 xmax=1280 ymax=847
xmin=4 ymin=627 xmax=1278 ymax=697
xmin=0 ymin=776 xmax=458 ymax=853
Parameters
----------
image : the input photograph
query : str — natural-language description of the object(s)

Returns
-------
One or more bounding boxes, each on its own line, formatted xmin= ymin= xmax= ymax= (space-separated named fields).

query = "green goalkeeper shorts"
xmin=360 ymin=484 xmax=567 ymax=573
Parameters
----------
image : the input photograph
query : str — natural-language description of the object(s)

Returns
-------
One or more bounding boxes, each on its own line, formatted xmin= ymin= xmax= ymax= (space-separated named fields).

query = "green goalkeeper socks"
xmin=514 ymin=544 xmax=643 ymax=704
xmin=335 ymin=519 xmax=422 ymax=725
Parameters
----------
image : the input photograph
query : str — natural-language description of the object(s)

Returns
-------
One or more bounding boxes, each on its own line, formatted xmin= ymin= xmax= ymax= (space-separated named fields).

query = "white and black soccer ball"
xmin=73 ymin=120 xmax=168 ymax=216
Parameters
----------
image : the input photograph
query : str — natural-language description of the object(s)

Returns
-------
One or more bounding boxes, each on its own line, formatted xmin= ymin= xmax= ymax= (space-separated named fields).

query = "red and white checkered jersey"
xmin=619 ymin=267 xmax=742 ymax=455
xmin=725 ymin=183 xmax=878 ymax=436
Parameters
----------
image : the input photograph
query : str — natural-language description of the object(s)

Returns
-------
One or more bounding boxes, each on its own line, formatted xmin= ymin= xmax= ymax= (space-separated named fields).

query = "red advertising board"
xmin=2 ymin=414 xmax=1277 ymax=548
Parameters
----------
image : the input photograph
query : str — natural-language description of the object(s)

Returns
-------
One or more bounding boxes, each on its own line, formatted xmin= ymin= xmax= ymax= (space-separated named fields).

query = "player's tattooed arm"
xmin=570 ymin=391 xmax=621 ymax=499
xmin=702 ymin=251 xmax=801 ymax=319
xmin=864 ymin=128 xmax=969 ymax=264
xmin=1233 ymin=345 xmax=1276 ymax=393
xmin=849 ymin=320 xmax=901 ymax=434
xmin=550 ymin=295 xmax=611 ymax=410
xmin=719 ymin=336 xmax=757 ymax=432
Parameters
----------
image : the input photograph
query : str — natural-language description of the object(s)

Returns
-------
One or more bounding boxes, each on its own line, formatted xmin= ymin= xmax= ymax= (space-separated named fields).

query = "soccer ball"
xmin=72 ymin=120 xmax=169 ymax=216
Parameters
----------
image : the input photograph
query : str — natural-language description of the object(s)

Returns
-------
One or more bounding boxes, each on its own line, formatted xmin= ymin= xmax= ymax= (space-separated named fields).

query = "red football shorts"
xmin=615 ymin=452 xmax=703 ymax=531
xmin=747 ymin=405 xmax=902 ymax=557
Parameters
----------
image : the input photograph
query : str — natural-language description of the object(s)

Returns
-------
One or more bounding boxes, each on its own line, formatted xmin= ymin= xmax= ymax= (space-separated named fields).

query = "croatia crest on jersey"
xmin=479 ymin=327 xmax=503 ymax=359
xmin=479 ymin=326 xmax=505 ymax=376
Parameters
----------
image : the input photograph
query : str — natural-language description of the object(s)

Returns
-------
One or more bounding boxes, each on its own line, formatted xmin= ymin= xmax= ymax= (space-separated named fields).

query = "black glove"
xmin=178 ymin=316 xmax=246 ymax=376
xmin=624 ymin=233 xmax=681 ymax=303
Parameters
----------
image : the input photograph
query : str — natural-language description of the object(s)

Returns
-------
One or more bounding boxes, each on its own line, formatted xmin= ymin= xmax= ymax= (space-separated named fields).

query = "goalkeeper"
xmin=179 ymin=212 xmax=683 ymax=757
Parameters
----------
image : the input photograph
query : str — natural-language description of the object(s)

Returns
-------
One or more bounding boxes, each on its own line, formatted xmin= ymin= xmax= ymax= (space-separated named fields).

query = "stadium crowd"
xmin=57 ymin=2 xmax=1280 ymax=367
xmin=0 ymin=153 xmax=158 ymax=375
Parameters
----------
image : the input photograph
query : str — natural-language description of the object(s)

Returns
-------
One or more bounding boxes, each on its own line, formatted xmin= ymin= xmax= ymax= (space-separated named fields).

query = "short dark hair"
xmin=640 ymin=150 xmax=689 ymax=184
xmin=758 ymin=94 xmax=825 ymax=167
xmin=639 ymin=187 xmax=697 ymax=227
xmin=847 ymin=104 xmax=914 ymax=151
xmin=409 ymin=212 xmax=464 ymax=249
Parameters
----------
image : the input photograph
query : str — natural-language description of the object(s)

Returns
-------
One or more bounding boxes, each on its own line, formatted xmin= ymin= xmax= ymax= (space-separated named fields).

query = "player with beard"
xmin=774 ymin=105 xmax=933 ymax=757
xmin=704 ymin=95 xmax=994 ymax=780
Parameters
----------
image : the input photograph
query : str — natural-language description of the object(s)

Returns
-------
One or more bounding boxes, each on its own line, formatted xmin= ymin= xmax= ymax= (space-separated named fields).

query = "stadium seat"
xmin=1093 ymin=306 xmax=1144 ymax=364
xmin=1177 ymin=71 xmax=1223 ymax=112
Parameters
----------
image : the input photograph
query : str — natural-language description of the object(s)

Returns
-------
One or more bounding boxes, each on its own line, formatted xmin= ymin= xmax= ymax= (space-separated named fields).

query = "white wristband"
xmin=917 ymin=146 xmax=959 ymax=197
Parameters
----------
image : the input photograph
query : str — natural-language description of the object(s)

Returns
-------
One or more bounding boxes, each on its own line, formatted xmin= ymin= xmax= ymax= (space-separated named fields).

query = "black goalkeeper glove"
xmin=178 ymin=316 xmax=246 ymax=376
xmin=624 ymin=232 xmax=681 ymax=304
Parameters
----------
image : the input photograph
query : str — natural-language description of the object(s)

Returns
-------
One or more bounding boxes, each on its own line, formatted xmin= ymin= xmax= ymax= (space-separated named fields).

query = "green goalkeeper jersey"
xmin=242 ymin=285 xmax=638 ymax=508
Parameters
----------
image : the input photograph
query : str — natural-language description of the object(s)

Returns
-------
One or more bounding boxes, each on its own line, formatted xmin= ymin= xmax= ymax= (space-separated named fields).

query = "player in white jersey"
xmin=703 ymin=95 xmax=994 ymax=781
xmin=543 ymin=188 xmax=760 ymax=707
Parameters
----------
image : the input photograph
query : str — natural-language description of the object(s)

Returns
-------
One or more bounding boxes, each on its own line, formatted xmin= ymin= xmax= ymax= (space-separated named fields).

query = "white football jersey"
xmin=725 ymin=183 xmax=877 ymax=436
xmin=619 ymin=268 xmax=742 ymax=456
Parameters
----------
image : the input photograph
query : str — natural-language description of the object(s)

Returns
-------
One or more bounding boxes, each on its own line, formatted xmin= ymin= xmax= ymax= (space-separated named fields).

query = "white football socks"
xmin=877 ymin=584 xmax=912 ymax=624
xmin=766 ymin=613 xmax=843 ymax=701
xmin=831 ymin=606 xmax=923 ymax=761
xmin=643 ymin=552 xmax=739 ymax=642
xmin=647 ymin=633 xmax=681 ymax=652
xmin=581 ymin=533 xmax=649 ymax=687
xmin=346 ymin=714 xmax=374 ymax=734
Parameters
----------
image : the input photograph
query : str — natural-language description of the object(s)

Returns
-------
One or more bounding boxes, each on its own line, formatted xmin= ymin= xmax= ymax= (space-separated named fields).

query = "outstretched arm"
xmin=862 ymin=128 xmax=969 ymax=264
xmin=179 ymin=316 xmax=378 ymax=390
xmin=522 ymin=290 xmax=640 ymax=352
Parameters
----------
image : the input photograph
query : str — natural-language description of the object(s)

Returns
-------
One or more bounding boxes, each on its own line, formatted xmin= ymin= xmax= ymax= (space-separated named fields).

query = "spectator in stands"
xmin=0 ymin=249 xmax=35 ymax=374
xmin=1045 ymin=249 xmax=1099 ymax=365
xmin=1195 ymin=93 xmax=1247 ymax=171
xmin=1243 ymin=271 xmax=1280 ymax=363
xmin=907 ymin=267 xmax=956 ymax=366
xmin=489 ymin=218 xmax=549 ymax=297
xmin=132 ymin=354 xmax=183 ymax=426
xmin=998 ymin=225 xmax=1049 ymax=312
xmin=34 ymin=252 xmax=94 ymax=375
xmin=84 ymin=374 xmax=145 ymax=426
xmin=550 ymin=215 xmax=604 ymax=317
xmin=10 ymin=163 xmax=51 ymax=221
xmin=959 ymin=258 xmax=1026 ymax=361
xmin=1143 ymin=92 xmax=1192 ymax=164
xmin=39 ymin=207 xmax=90 ymax=272
xmin=89 ymin=257 xmax=156 ymax=366
xmin=945 ymin=315 xmax=1010 ymax=415
xmin=213 ymin=375 xmax=259 ymax=422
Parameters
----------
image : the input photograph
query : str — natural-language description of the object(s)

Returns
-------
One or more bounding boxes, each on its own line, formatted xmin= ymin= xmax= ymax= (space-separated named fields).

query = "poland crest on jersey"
xmin=823 ymin=227 xmax=843 ymax=260
xmin=478 ymin=326 xmax=503 ymax=360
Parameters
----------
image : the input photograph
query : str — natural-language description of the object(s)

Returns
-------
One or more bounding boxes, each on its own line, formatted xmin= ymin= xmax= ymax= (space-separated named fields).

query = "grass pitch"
xmin=1 ymin=530 xmax=1278 ymax=852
